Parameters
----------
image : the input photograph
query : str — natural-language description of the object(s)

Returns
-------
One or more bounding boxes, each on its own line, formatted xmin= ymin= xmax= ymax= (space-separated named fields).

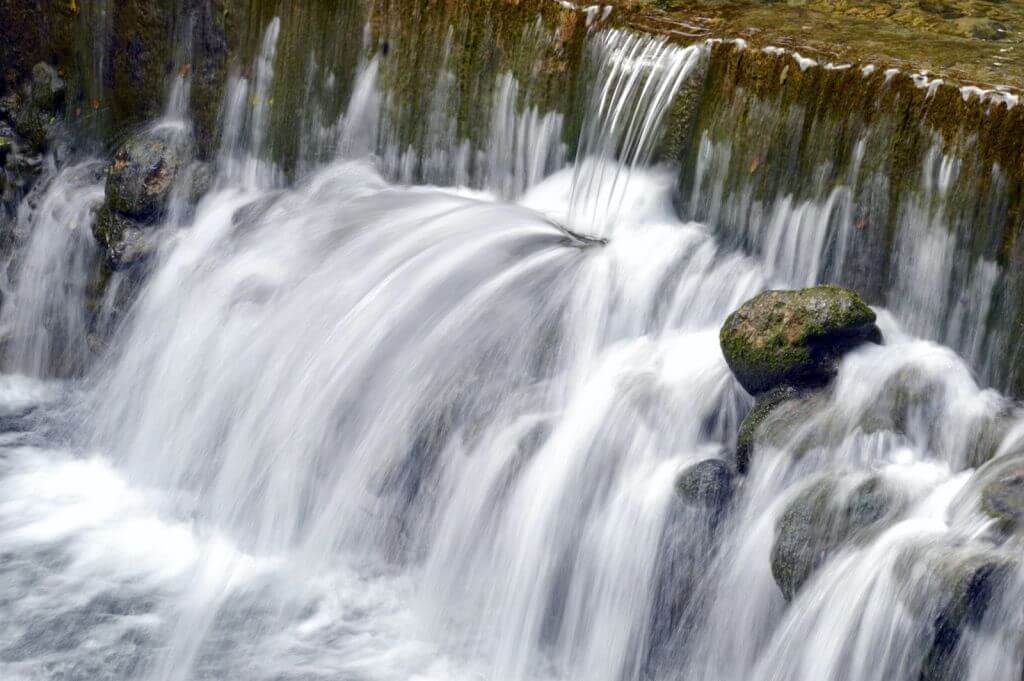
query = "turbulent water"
xmin=1 ymin=18 xmax=1023 ymax=681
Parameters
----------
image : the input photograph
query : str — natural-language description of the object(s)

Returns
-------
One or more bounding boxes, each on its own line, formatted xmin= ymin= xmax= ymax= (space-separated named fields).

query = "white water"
xmin=0 ymin=20 xmax=1021 ymax=681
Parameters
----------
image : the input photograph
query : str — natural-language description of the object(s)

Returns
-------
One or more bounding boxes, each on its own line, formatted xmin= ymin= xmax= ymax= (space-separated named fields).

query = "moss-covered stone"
xmin=720 ymin=285 xmax=882 ymax=396
xmin=736 ymin=384 xmax=799 ymax=472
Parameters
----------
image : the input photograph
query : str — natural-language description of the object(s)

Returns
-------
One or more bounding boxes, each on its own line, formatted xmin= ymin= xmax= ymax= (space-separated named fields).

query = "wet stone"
xmin=720 ymin=285 xmax=882 ymax=396
xmin=675 ymin=458 xmax=734 ymax=512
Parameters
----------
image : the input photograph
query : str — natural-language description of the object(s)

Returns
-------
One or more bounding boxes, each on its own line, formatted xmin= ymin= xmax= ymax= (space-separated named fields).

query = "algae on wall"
xmin=367 ymin=0 xmax=592 ymax=186
xmin=675 ymin=40 xmax=1024 ymax=396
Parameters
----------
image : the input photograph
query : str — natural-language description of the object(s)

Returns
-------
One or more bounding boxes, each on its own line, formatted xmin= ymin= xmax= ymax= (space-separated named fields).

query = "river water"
xmin=0 ymin=19 xmax=1021 ymax=681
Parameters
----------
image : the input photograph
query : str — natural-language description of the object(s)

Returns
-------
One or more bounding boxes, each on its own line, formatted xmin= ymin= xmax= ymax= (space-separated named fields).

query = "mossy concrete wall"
xmin=5 ymin=0 xmax=1024 ymax=393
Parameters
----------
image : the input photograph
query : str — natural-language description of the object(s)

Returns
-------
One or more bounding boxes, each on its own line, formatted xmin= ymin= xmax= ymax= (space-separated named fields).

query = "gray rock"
xmin=896 ymin=544 xmax=1015 ymax=681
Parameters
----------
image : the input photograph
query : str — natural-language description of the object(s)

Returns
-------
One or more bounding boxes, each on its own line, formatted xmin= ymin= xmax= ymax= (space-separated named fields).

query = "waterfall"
xmin=0 ymin=162 xmax=103 ymax=378
xmin=0 ymin=9 xmax=1022 ymax=681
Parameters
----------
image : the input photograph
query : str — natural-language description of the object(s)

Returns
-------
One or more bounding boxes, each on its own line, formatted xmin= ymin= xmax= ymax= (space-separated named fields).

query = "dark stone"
xmin=720 ymin=285 xmax=882 ymax=396
xmin=735 ymin=384 xmax=801 ymax=473
xmin=675 ymin=459 xmax=734 ymax=512
xmin=105 ymin=128 xmax=191 ymax=220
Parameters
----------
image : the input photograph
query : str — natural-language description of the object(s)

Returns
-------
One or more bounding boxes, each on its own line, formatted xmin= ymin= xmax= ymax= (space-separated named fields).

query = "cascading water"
xmin=1 ymin=11 xmax=1023 ymax=681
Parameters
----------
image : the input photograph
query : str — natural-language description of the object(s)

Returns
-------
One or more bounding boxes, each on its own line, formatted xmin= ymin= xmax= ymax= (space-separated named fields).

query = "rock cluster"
xmin=712 ymin=283 xmax=1021 ymax=680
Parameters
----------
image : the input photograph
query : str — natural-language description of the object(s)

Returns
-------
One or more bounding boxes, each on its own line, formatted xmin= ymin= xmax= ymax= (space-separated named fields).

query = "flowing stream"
xmin=0 ymin=17 xmax=1022 ymax=681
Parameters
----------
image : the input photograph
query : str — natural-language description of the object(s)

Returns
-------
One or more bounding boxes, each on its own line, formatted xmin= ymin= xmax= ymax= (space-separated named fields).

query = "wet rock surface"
xmin=896 ymin=543 xmax=1016 ymax=681
xmin=675 ymin=458 xmax=735 ymax=513
xmin=720 ymin=285 xmax=882 ymax=396
xmin=771 ymin=474 xmax=901 ymax=600
xmin=105 ymin=128 xmax=190 ymax=220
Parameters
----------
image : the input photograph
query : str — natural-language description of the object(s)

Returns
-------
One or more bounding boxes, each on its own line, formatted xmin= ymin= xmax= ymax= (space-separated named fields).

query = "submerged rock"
xmin=975 ymin=455 xmax=1024 ymax=531
xmin=675 ymin=459 xmax=734 ymax=512
xmin=771 ymin=474 xmax=901 ymax=600
xmin=105 ymin=128 xmax=190 ymax=220
xmin=720 ymin=285 xmax=882 ymax=396
xmin=897 ymin=544 xmax=1015 ymax=681
xmin=736 ymin=385 xmax=802 ymax=472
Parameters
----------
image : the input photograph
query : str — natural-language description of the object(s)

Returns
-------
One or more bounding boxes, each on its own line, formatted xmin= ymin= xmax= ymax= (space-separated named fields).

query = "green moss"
xmin=721 ymin=285 xmax=879 ymax=395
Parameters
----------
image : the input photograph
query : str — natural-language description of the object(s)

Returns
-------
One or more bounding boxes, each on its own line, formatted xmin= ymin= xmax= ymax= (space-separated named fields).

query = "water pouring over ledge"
xmin=0 ymin=15 xmax=1023 ymax=681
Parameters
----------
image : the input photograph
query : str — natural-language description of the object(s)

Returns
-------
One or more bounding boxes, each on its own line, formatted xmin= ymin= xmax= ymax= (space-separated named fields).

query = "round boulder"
xmin=675 ymin=459 xmax=734 ymax=512
xmin=105 ymin=127 xmax=190 ymax=220
xmin=720 ymin=285 xmax=882 ymax=396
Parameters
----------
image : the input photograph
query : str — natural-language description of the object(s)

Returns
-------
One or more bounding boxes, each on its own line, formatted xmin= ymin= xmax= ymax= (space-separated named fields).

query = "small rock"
xmin=720 ymin=285 xmax=882 ymax=396
xmin=735 ymin=384 xmax=806 ymax=472
xmin=771 ymin=474 xmax=900 ymax=600
xmin=675 ymin=459 xmax=734 ymax=512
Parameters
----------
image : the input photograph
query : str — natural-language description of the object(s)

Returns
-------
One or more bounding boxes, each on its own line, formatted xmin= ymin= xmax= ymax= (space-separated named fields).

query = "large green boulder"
xmin=720 ymin=285 xmax=882 ymax=396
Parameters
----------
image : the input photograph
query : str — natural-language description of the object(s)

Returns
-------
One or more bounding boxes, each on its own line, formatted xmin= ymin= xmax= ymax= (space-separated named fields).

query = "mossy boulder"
xmin=675 ymin=458 xmax=735 ymax=513
xmin=105 ymin=128 xmax=190 ymax=220
xmin=771 ymin=474 xmax=900 ymax=600
xmin=721 ymin=285 xmax=882 ymax=396
xmin=0 ymin=62 xmax=66 ymax=152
